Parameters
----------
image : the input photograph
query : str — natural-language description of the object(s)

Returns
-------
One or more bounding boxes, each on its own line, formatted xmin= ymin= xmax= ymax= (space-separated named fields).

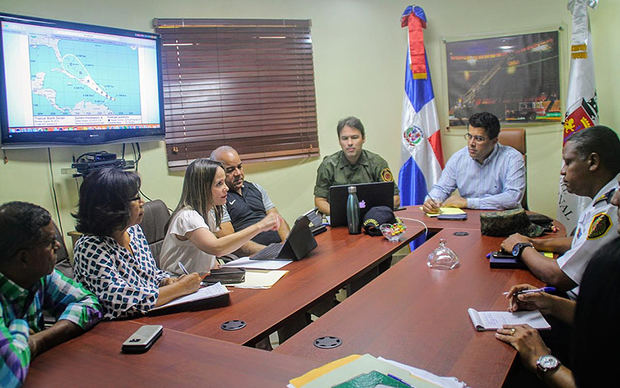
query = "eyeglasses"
xmin=464 ymin=133 xmax=488 ymax=143
xmin=129 ymin=194 xmax=142 ymax=202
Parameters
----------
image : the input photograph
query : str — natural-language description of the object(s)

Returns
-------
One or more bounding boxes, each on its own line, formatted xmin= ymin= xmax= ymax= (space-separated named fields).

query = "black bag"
xmin=202 ymin=267 xmax=245 ymax=285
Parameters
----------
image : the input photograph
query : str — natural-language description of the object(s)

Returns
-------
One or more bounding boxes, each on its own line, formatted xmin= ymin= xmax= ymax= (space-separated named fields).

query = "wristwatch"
xmin=536 ymin=354 xmax=561 ymax=377
xmin=512 ymin=242 xmax=534 ymax=258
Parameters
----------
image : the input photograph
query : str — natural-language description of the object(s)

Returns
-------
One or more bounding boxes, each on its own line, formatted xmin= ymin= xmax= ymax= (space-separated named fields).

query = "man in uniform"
xmin=501 ymin=125 xmax=620 ymax=298
xmin=0 ymin=202 xmax=102 ymax=386
xmin=210 ymin=146 xmax=290 ymax=255
xmin=423 ymin=112 xmax=525 ymax=213
xmin=314 ymin=116 xmax=400 ymax=215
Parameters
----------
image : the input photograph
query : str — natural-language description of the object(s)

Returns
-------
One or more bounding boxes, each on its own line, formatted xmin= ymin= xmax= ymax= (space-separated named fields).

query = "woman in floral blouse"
xmin=72 ymin=168 xmax=201 ymax=319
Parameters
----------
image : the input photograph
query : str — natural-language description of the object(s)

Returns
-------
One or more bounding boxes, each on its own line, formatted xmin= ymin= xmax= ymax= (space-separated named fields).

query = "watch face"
xmin=512 ymin=244 xmax=521 ymax=256
xmin=539 ymin=355 xmax=560 ymax=370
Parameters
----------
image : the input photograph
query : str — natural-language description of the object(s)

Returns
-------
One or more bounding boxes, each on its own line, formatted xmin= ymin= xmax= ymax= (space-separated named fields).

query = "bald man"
xmin=210 ymin=146 xmax=290 ymax=255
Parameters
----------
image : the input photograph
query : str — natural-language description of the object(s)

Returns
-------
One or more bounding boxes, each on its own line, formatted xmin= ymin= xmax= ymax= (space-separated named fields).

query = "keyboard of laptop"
xmin=250 ymin=242 xmax=284 ymax=260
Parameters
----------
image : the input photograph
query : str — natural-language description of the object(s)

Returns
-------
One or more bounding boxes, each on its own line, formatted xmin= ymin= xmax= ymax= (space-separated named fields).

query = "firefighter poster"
xmin=446 ymin=31 xmax=561 ymax=126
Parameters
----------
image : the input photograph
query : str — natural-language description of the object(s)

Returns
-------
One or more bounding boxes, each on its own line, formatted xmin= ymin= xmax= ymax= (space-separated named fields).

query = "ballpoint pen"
xmin=178 ymin=262 xmax=190 ymax=275
xmin=503 ymin=286 xmax=556 ymax=295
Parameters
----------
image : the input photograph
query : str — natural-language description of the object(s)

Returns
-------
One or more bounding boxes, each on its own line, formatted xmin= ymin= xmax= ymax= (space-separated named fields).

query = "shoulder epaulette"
xmin=593 ymin=187 xmax=616 ymax=206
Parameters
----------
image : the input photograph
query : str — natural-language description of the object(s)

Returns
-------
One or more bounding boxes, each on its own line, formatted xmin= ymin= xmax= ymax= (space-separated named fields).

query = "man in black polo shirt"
xmin=211 ymin=146 xmax=290 ymax=254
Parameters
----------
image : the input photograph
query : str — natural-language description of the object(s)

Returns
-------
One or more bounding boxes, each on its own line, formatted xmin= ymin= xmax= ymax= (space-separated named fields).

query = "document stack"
xmin=288 ymin=353 xmax=467 ymax=388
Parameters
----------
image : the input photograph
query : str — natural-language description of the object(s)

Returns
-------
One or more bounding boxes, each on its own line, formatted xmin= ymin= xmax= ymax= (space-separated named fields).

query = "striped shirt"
xmin=426 ymin=144 xmax=525 ymax=209
xmin=0 ymin=270 xmax=102 ymax=387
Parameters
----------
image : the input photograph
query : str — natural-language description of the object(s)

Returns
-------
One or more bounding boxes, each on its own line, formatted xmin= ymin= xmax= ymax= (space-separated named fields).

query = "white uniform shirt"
xmin=557 ymin=173 xmax=619 ymax=297
xmin=159 ymin=208 xmax=218 ymax=275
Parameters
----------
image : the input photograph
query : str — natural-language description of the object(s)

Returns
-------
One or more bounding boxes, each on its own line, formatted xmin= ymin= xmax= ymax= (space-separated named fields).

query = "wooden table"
xmin=131 ymin=220 xmax=426 ymax=345
xmin=25 ymin=320 xmax=320 ymax=387
xmin=275 ymin=208 xmax=564 ymax=388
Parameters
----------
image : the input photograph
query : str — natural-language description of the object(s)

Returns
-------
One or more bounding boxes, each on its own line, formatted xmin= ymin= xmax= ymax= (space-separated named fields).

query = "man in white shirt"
xmin=423 ymin=112 xmax=525 ymax=212
xmin=501 ymin=125 xmax=620 ymax=297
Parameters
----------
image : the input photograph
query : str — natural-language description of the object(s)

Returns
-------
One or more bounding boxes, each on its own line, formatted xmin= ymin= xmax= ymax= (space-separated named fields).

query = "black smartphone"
xmin=490 ymin=250 xmax=515 ymax=259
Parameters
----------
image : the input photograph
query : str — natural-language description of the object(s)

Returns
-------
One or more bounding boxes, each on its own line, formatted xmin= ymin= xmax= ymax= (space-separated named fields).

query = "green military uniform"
xmin=314 ymin=149 xmax=400 ymax=198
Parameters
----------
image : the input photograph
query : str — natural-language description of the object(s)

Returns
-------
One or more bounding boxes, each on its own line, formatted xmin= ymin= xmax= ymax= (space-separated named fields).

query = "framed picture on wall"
xmin=446 ymin=30 xmax=561 ymax=126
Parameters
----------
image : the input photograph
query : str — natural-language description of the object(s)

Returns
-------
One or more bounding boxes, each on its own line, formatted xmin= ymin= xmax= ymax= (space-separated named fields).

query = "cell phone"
xmin=490 ymin=250 xmax=515 ymax=259
xmin=437 ymin=213 xmax=467 ymax=220
xmin=121 ymin=325 xmax=163 ymax=353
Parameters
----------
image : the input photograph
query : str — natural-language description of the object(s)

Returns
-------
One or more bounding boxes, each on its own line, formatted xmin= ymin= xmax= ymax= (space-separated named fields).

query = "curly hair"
xmin=0 ymin=201 xmax=51 ymax=262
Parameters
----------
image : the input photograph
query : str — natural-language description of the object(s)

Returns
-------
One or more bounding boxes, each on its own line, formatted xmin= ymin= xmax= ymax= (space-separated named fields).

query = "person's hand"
xmin=422 ymin=198 xmax=441 ymax=213
xmin=496 ymin=324 xmax=551 ymax=373
xmin=442 ymin=195 xmax=467 ymax=208
xmin=500 ymin=233 xmax=532 ymax=253
xmin=505 ymin=284 xmax=554 ymax=313
xmin=28 ymin=332 xmax=42 ymax=359
xmin=257 ymin=213 xmax=280 ymax=232
xmin=160 ymin=277 xmax=177 ymax=286
xmin=177 ymin=273 xmax=202 ymax=294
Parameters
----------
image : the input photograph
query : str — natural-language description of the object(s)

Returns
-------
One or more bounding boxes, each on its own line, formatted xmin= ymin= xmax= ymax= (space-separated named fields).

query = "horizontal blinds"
xmin=154 ymin=19 xmax=319 ymax=168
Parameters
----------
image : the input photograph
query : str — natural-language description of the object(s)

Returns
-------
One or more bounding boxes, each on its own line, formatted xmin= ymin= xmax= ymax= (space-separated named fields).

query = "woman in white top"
xmin=159 ymin=158 xmax=280 ymax=275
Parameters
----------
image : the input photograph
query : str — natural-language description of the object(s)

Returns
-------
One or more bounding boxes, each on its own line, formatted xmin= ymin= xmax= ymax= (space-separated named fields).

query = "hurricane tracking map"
xmin=29 ymin=33 xmax=142 ymax=117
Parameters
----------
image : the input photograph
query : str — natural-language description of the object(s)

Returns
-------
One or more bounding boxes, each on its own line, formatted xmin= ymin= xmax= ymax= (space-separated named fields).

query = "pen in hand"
xmin=503 ymin=286 xmax=556 ymax=296
xmin=178 ymin=262 xmax=190 ymax=275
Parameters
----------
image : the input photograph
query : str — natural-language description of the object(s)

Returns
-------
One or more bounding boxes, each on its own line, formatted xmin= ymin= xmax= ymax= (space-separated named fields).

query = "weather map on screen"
xmin=0 ymin=13 xmax=165 ymax=146
xmin=29 ymin=35 xmax=142 ymax=118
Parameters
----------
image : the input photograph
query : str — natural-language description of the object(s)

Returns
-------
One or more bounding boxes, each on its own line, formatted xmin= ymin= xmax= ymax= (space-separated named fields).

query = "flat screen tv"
xmin=0 ymin=13 xmax=165 ymax=147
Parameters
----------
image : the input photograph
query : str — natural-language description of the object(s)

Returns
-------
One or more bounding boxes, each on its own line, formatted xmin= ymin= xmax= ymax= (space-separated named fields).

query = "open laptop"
xmin=250 ymin=214 xmax=318 ymax=260
xmin=328 ymin=181 xmax=394 ymax=227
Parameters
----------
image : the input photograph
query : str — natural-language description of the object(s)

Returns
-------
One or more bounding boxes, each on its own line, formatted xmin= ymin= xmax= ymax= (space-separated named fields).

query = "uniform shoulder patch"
xmin=587 ymin=212 xmax=612 ymax=240
xmin=380 ymin=168 xmax=394 ymax=182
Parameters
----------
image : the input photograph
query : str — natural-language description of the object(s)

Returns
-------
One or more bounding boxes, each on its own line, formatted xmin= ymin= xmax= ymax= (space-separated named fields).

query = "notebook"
xmin=250 ymin=215 xmax=317 ymax=261
xmin=467 ymin=308 xmax=551 ymax=331
xmin=328 ymin=181 xmax=394 ymax=227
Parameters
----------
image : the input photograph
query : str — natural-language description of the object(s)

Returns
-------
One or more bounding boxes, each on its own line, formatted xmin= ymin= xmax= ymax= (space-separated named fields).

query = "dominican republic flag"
xmin=557 ymin=0 xmax=598 ymax=232
xmin=398 ymin=5 xmax=443 ymax=207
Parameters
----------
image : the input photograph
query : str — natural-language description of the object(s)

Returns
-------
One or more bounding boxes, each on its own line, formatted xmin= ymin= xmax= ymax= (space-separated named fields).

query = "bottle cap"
xmin=348 ymin=186 xmax=356 ymax=194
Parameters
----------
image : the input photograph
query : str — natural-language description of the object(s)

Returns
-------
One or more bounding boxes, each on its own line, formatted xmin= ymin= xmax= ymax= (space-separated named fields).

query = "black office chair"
xmin=139 ymin=199 xmax=171 ymax=266
xmin=53 ymin=222 xmax=74 ymax=278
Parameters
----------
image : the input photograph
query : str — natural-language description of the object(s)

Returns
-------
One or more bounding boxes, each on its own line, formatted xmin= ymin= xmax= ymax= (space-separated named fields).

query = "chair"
xmin=139 ymin=199 xmax=171 ymax=266
xmin=53 ymin=222 xmax=74 ymax=278
xmin=498 ymin=128 xmax=528 ymax=210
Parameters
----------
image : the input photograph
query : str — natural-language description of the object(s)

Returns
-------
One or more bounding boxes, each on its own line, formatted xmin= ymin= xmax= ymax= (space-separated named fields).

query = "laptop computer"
xmin=328 ymin=181 xmax=394 ymax=227
xmin=250 ymin=214 xmax=318 ymax=260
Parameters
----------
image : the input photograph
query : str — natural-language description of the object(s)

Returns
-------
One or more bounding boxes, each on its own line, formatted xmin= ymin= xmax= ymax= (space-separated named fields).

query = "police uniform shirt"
xmin=557 ymin=173 xmax=619 ymax=297
xmin=313 ymin=149 xmax=399 ymax=198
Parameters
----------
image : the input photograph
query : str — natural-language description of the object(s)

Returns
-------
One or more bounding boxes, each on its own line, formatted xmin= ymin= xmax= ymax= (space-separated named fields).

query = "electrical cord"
xmin=47 ymin=148 xmax=64 ymax=237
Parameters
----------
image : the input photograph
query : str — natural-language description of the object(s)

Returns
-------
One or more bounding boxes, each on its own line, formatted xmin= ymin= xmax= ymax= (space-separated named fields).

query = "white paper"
xmin=378 ymin=357 xmax=467 ymax=388
xmin=151 ymin=282 xmax=229 ymax=311
xmin=467 ymin=308 xmax=551 ymax=331
xmin=228 ymin=270 xmax=288 ymax=289
xmin=222 ymin=256 xmax=292 ymax=269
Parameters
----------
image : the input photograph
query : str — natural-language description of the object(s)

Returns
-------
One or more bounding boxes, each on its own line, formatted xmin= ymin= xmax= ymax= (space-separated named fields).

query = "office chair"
xmin=139 ymin=199 xmax=171 ymax=266
xmin=53 ymin=222 xmax=74 ymax=278
xmin=498 ymin=128 xmax=528 ymax=210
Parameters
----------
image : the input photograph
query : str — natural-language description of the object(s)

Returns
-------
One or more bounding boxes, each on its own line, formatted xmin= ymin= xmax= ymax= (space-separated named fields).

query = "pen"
xmin=503 ymin=286 xmax=556 ymax=295
xmin=178 ymin=262 xmax=190 ymax=275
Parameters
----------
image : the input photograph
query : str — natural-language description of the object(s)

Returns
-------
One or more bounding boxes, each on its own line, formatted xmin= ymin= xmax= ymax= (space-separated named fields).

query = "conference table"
xmin=25 ymin=320 xmax=321 ymax=387
xmin=24 ymin=206 xmax=564 ymax=387
xmin=274 ymin=207 xmax=564 ymax=388
xmin=130 ymin=219 xmax=427 ymax=346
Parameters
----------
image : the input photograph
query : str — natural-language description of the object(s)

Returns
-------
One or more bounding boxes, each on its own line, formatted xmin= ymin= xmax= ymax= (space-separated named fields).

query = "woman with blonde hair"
xmin=159 ymin=158 xmax=279 ymax=275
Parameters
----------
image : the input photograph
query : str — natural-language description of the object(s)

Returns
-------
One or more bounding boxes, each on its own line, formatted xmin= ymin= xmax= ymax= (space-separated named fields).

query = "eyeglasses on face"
xmin=464 ymin=133 xmax=488 ymax=143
